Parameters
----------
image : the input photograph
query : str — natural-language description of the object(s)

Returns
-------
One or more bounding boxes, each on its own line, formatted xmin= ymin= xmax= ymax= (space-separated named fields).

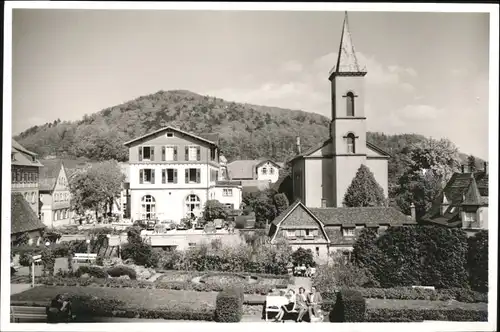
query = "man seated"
xmin=306 ymin=286 xmax=323 ymax=321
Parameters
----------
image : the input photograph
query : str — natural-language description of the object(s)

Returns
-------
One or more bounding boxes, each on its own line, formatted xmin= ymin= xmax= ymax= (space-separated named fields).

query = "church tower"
xmin=329 ymin=12 xmax=368 ymax=207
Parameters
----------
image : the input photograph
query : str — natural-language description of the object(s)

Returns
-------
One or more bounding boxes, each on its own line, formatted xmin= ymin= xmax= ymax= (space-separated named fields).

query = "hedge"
xmin=215 ymin=289 xmax=243 ymax=322
xmin=330 ymin=290 xmax=366 ymax=322
xmin=365 ymin=308 xmax=488 ymax=322
xmin=75 ymin=266 xmax=108 ymax=279
xmin=107 ymin=265 xmax=137 ymax=280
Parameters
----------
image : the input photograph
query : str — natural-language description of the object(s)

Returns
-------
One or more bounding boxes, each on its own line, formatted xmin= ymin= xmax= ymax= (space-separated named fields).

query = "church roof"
xmin=330 ymin=11 xmax=367 ymax=76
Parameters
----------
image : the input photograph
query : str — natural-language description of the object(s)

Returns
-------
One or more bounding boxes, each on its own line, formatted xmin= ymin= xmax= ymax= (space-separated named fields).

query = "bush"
xmin=215 ymin=289 xmax=243 ymax=322
xmin=313 ymin=258 xmax=371 ymax=293
xmin=291 ymin=247 xmax=315 ymax=267
xmin=365 ymin=308 xmax=487 ymax=322
xmin=121 ymin=231 xmax=159 ymax=268
xmin=329 ymin=290 xmax=365 ymax=322
xmin=75 ymin=266 xmax=108 ymax=279
xmin=467 ymin=230 xmax=488 ymax=292
xmin=19 ymin=252 xmax=33 ymax=267
xmin=107 ymin=265 xmax=137 ymax=280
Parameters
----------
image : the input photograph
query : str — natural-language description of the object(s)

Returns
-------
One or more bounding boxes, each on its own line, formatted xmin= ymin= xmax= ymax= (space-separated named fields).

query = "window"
xmin=11 ymin=153 xmax=16 ymax=161
xmin=31 ymin=192 xmax=36 ymax=204
xmin=138 ymin=146 xmax=155 ymax=161
xmin=185 ymin=195 xmax=201 ymax=218
xmin=139 ymin=169 xmax=155 ymax=184
xmin=162 ymin=146 xmax=177 ymax=161
xmin=342 ymin=227 xmax=355 ymax=237
xmin=185 ymin=146 xmax=200 ymax=161
xmin=16 ymin=169 xmax=21 ymax=182
xmin=210 ymin=148 xmax=216 ymax=161
xmin=223 ymin=189 xmax=233 ymax=197
xmin=316 ymin=247 xmax=320 ymax=257
xmin=162 ymin=169 xmax=178 ymax=184
xmin=346 ymin=91 xmax=355 ymax=116
xmin=270 ymin=168 xmax=274 ymax=175
xmin=34 ymin=173 xmax=38 ymax=182
xmin=286 ymin=230 xmax=296 ymax=239
xmin=262 ymin=167 xmax=267 ymax=175
xmin=24 ymin=192 xmax=29 ymax=201
xmin=346 ymin=133 xmax=356 ymax=154
xmin=185 ymin=168 xmax=201 ymax=184
xmin=210 ymin=169 xmax=217 ymax=182
xmin=295 ymin=229 xmax=306 ymax=237
xmin=166 ymin=132 xmax=174 ymax=137
xmin=11 ymin=170 xmax=16 ymax=183
xmin=141 ymin=195 xmax=156 ymax=220
xmin=22 ymin=172 xmax=27 ymax=183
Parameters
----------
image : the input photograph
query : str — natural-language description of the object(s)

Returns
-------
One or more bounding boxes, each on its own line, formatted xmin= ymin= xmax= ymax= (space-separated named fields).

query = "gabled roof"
xmin=11 ymin=193 xmax=46 ymax=234
xmin=227 ymin=159 xmax=281 ymax=180
xmin=366 ymin=142 xmax=392 ymax=158
xmin=270 ymin=200 xmax=331 ymax=243
xmin=11 ymin=140 xmax=43 ymax=167
xmin=198 ymin=133 xmax=220 ymax=145
xmin=422 ymin=170 xmax=489 ymax=226
xmin=123 ymin=126 xmax=218 ymax=147
xmin=39 ymin=159 xmax=64 ymax=192
xmin=309 ymin=207 xmax=415 ymax=227
xmin=330 ymin=11 xmax=367 ymax=76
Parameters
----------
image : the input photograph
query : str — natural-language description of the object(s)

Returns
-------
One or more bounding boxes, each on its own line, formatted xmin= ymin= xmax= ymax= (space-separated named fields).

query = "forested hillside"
xmin=15 ymin=90 xmax=482 ymax=169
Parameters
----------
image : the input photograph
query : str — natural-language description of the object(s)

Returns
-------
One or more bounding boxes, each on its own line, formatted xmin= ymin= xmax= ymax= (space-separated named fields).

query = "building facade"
xmin=269 ymin=200 xmax=416 ymax=263
xmin=11 ymin=140 xmax=44 ymax=214
xmin=227 ymin=159 xmax=282 ymax=184
xmin=289 ymin=13 xmax=389 ymax=208
xmin=39 ymin=159 xmax=73 ymax=228
xmin=124 ymin=126 xmax=242 ymax=223
xmin=422 ymin=163 xmax=489 ymax=236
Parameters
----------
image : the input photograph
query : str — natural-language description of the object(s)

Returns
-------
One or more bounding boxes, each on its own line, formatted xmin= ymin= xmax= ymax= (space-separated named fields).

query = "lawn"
xmin=11 ymin=286 xmax=218 ymax=310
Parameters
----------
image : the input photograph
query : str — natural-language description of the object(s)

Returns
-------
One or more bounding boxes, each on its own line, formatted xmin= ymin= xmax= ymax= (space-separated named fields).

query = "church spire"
xmin=331 ymin=11 xmax=366 ymax=76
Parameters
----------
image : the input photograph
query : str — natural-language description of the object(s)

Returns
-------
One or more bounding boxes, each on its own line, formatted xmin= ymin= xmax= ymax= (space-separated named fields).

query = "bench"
xmin=73 ymin=253 xmax=97 ymax=263
xmin=265 ymin=296 xmax=298 ymax=321
xmin=11 ymin=306 xmax=47 ymax=323
xmin=412 ymin=285 xmax=435 ymax=291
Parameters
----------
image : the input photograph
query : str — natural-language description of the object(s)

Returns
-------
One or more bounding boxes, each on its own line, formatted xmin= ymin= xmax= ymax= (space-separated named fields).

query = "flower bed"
xmin=365 ymin=308 xmax=487 ymax=322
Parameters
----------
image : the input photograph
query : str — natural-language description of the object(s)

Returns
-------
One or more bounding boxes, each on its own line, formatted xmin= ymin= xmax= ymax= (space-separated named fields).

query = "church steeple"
xmin=330 ymin=11 xmax=367 ymax=77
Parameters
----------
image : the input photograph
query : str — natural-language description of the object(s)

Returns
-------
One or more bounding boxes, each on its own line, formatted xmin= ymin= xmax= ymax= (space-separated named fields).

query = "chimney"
xmin=296 ymin=136 xmax=301 ymax=155
xmin=410 ymin=203 xmax=416 ymax=221
xmin=461 ymin=165 xmax=465 ymax=173
xmin=484 ymin=162 xmax=488 ymax=174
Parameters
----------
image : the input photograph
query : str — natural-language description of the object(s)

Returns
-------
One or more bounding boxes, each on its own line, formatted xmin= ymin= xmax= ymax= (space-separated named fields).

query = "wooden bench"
xmin=412 ymin=285 xmax=435 ymax=291
xmin=11 ymin=306 xmax=47 ymax=322
xmin=265 ymin=296 xmax=298 ymax=321
xmin=73 ymin=253 xmax=97 ymax=263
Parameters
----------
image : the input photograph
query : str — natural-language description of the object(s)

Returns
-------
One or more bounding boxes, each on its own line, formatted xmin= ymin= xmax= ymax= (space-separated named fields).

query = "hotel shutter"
xmin=139 ymin=170 xmax=143 ymax=184
xmin=174 ymin=170 xmax=178 ymax=184
xmin=185 ymin=147 xmax=189 ymax=161
xmin=185 ymin=169 xmax=189 ymax=183
xmin=173 ymin=147 xmax=178 ymax=161
xmin=196 ymin=147 xmax=201 ymax=161
xmin=138 ymin=147 xmax=143 ymax=161
xmin=150 ymin=147 xmax=155 ymax=161
xmin=151 ymin=169 xmax=155 ymax=184
xmin=162 ymin=147 xmax=166 ymax=161
xmin=162 ymin=169 xmax=166 ymax=184
xmin=196 ymin=169 xmax=201 ymax=183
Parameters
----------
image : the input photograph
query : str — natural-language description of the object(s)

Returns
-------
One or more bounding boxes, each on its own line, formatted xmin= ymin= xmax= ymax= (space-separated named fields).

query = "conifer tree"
xmin=343 ymin=165 xmax=386 ymax=207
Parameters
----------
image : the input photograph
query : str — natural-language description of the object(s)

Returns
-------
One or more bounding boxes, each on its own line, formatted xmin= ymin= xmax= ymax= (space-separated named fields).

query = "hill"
xmin=15 ymin=90 xmax=483 ymax=169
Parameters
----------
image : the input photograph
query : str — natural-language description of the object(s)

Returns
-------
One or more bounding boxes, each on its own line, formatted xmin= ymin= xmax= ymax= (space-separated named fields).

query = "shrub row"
xmin=23 ymin=276 xmax=277 ymax=294
xmin=194 ymin=270 xmax=290 ymax=280
xmin=342 ymin=287 xmax=488 ymax=303
xmin=215 ymin=288 xmax=244 ymax=322
xmin=330 ymin=290 xmax=366 ymax=322
xmin=365 ymin=308 xmax=488 ymax=322
xmin=106 ymin=265 xmax=137 ymax=280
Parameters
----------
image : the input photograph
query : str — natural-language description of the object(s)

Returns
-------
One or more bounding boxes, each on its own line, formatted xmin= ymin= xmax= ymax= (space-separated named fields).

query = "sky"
xmin=11 ymin=9 xmax=491 ymax=159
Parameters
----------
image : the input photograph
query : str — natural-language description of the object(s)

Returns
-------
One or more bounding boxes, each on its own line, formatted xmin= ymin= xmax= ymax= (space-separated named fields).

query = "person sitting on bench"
xmin=306 ymin=286 xmax=323 ymax=320
xmin=273 ymin=289 xmax=296 ymax=322
xmin=296 ymin=287 xmax=308 ymax=322
xmin=46 ymin=294 xmax=72 ymax=323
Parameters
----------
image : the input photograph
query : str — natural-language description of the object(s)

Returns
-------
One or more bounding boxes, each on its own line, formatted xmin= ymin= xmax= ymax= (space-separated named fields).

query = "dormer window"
xmin=262 ymin=167 xmax=268 ymax=175
xmin=11 ymin=153 xmax=16 ymax=161
xmin=342 ymin=227 xmax=355 ymax=237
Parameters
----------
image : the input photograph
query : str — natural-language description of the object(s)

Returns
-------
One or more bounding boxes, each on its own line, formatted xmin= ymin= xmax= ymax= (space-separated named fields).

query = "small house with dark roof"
xmin=269 ymin=200 xmax=416 ymax=262
xmin=288 ymin=12 xmax=390 ymax=208
xmin=39 ymin=159 xmax=73 ymax=227
xmin=422 ymin=163 xmax=489 ymax=236
xmin=11 ymin=193 xmax=46 ymax=245
xmin=227 ymin=159 xmax=283 ymax=184
xmin=11 ymin=139 xmax=43 ymax=214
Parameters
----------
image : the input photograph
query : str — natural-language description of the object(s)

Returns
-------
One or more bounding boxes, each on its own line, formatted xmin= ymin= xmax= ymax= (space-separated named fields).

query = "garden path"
xmin=148 ymin=273 xmax=163 ymax=282
xmin=292 ymin=277 xmax=312 ymax=291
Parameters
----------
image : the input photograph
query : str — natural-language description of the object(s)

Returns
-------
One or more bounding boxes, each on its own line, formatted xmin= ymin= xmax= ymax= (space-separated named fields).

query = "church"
xmin=289 ymin=12 xmax=390 ymax=208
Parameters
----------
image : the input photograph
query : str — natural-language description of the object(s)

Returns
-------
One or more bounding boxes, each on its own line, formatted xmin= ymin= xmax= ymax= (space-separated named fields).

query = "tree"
xmin=352 ymin=228 xmax=382 ymax=287
xmin=273 ymin=193 xmax=289 ymax=215
xmin=291 ymin=247 xmax=315 ymax=267
xmin=69 ymin=160 xmax=124 ymax=219
xmin=343 ymin=165 xmax=386 ymax=207
xmin=203 ymin=200 xmax=228 ymax=222
xmin=467 ymin=155 xmax=477 ymax=172
xmin=467 ymin=230 xmax=488 ymax=292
